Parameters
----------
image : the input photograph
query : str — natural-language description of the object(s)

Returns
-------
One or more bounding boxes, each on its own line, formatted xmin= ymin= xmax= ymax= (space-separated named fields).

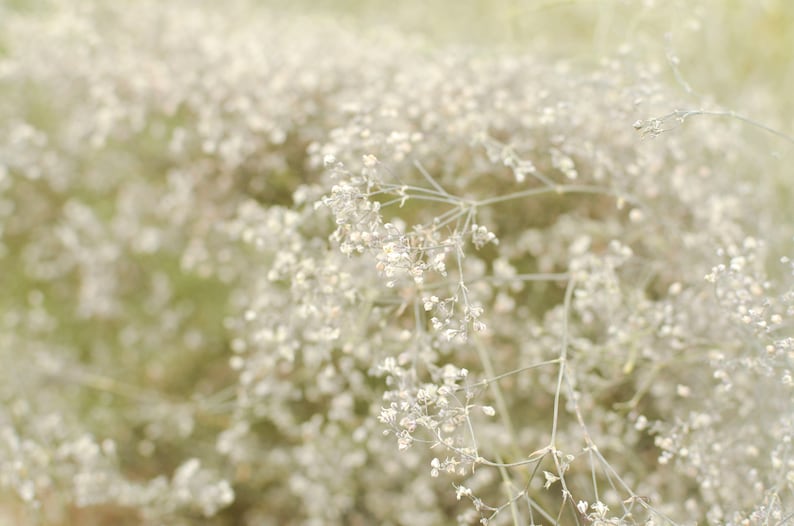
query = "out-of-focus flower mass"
xmin=0 ymin=0 xmax=792 ymax=524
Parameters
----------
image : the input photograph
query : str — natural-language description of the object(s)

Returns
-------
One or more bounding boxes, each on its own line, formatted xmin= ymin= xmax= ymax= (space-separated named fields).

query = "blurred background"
xmin=0 ymin=1 xmax=792 ymax=524
xmin=265 ymin=0 xmax=794 ymax=122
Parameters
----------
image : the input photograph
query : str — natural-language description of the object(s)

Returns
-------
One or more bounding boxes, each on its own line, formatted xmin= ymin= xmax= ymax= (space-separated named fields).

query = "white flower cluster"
xmin=1 ymin=1 xmax=792 ymax=525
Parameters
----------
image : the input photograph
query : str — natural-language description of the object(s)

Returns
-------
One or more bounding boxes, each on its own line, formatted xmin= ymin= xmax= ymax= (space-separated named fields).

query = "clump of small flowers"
xmin=0 ymin=1 xmax=792 ymax=525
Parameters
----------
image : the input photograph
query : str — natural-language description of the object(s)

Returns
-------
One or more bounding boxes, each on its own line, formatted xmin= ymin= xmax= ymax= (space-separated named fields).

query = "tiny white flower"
xmin=543 ymin=470 xmax=559 ymax=489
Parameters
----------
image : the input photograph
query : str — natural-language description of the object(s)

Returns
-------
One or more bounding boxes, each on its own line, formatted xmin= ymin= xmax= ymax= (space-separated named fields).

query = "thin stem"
xmin=473 ymin=337 xmax=520 ymax=461
xmin=649 ymin=108 xmax=794 ymax=146
xmin=476 ymin=184 xmax=639 ymax=208
xmin=550 ymin=275 xmax=576 ymax=447
xmin=458 ymin=358 xmax=562 ymax=392
xmin=413 ymin=159 xmax=452 ymax=198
